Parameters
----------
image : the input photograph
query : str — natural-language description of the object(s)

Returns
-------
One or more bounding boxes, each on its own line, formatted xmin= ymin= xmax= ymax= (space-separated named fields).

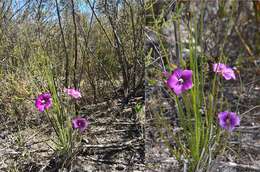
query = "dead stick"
xmin=235 ymin=26 xmax=254 ymax=56
xmin=220 ymin=161 xmax=260 ymax=171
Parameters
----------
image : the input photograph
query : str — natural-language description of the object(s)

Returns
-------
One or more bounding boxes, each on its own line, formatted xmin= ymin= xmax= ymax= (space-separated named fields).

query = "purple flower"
xmin=218 ymin=111 xmax=240 ymax=131
xmin=213 ymin=63 xmax=236 ymax=80
xmin=35 ymin=93 xmax=52 ymax=112
xmin=166 ymin=68 xmax=193 ymax=95
xmin=72 ymin=117 xmax=88 ymax=132
xmin=64 ymin=88 xmax=82 ymax=99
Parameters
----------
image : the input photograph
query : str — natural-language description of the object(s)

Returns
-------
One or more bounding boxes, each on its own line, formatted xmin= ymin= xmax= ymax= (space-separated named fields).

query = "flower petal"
xmin=72 ymin=119 xmax=79 ymax=128
xmin=213 ymin=63 xmax=226 ymax=73
xmin=218 ymin=111 xmax=229 ymax=129
xmin=172 ymin=84 xmax=183 ymax=95
xmin=167 ymin=73 xmax=183 ymax=95
xmin=181 ymin=70 xmax=192 ymax=80
xmin=229 ymin=112 xmax=240 ymax=127
xmin=222 ymin=68 xmax=236 ymax=80
xmin=182 ymin=79 xmax=193 ymax=91
xmin=181 ymin=70 xmax=193 ymax=90
xmin=64 ymin=88 xmax=82 ymax=99
xmin=167 ymin=74 xmax=179 ymax=89
xmin=36 ymin=104 xmax=45 ymax=112
xmin=45 ymin=101 xmax=52 ymax=109
xmin=172 ymin=68 xmax=183 ymax=79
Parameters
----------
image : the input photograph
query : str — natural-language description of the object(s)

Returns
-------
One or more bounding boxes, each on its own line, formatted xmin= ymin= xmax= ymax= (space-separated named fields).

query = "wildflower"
xmin=35 ymin=92 xmax=52 ymax=112
xmin=218 ymin=111 xmax=240 ymax=131
xmin=72 ymin=117 xmax=88 ymax=132
xmin=166 ymin=68 xmax=193 ymax=95
xmin=213 ymin=63 xmax=236 ymax=80
xmin=64 ymin=88 xmax=82 ymax=99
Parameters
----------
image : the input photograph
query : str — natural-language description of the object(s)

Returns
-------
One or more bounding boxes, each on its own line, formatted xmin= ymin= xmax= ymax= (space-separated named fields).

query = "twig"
xmin=82 ymin=137 xmax=143 ymax=149
xmin=235 ymin=26 xmax=254 ymax=56
xmin=144 ymin=30 xmax=165 ymax=71
xmin=78 ymin=0 xmax=95 ymax=89
xmin=219 ymin=161 xmax=260 ymax=171
xmin=240 ymin=105 xmax=260 ymax=118
xmin=236 ymin=125 xmax=260 ymax=130
xmin=71 ymin=0 xmax=78 ymax=89
xmin=9 ymin=0 xmax=31 ymax=21
xmin=84 ymin=0 xmax=114 ymax=47
xmin=55 ymin=0 xmax=69 ymax=87
xmin=91 ymin=129 xmax=139 ymax=135
xmin=82 ymin=155 xmax=128 ymax=165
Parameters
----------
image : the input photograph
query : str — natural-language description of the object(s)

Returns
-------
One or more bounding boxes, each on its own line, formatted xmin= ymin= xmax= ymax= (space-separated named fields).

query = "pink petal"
xmin=218 ymin=111 xmax=229 ymax=129
xmin=167 ymin=75 xmax=179 ymax=89
xmin=222 ymin=68 xmax=236 ymax=80
xmin=172 ymin=68 xmax=183 ymax=79
xmin=181 ymin=70 xmax=192 ymax=79
xmin=182 ymin=79 xmax=193 ymax=90
xmin=167 ymin=74 xmax=183 ymax=95
xmin=181 ymin=70 xmax=193 ymax=91
xmin=230 ymin=112 xmax=240 ymax=126
xmin=172 ymin=84 xmax=183 ymax=95
xmin=64 ymin=88 xmax=82 ymax=99
xmin=213 ymin=63 xmax=227 ymax=73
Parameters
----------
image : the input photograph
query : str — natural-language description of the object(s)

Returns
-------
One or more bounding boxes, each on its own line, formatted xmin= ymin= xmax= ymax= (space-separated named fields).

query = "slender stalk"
xmin=71 ymin=0 xmax=78 ymax=89
xmin=78 ymin=0 xmax=95 ymax=87
xmin=55 ymin=0 xmax=70 ymax=87
xmin=85 ymin=0 xmax=114 ymax=47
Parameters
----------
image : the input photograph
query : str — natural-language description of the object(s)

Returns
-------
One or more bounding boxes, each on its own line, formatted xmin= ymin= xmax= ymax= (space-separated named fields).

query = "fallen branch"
xmin=235 ymin=26 xmax=254 ymax=56
xmin=219 ymin=161 xmax=260 ymax=171
xmin=82 ymin=137 xmax=143 ymax=150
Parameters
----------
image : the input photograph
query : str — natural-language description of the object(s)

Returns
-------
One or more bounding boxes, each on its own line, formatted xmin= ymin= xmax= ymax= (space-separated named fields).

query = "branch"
xmin=55 ymin=0 xmax=70 ymax=87
xmin=71 ymin=0 xmax=78 ymax=88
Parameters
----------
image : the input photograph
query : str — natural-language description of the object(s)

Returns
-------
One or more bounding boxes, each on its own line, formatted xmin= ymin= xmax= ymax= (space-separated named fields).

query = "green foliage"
xmin=32 ymin=50 xmax=80 ymax=157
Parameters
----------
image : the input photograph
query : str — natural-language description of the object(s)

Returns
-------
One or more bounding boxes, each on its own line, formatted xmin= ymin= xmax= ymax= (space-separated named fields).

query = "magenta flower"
xmin=35 ymin=92 xmax=52 ymax=112
xmin=213 ymin=63 xmax=236 ymax=80
xmin=72 ymin=117 xmax=88 ymax=132
xmin=218 ymin=111 xmax=240 ymax=131
xmin=64 ymin=88 xmax=82 ymax=99
xmin=166 ymin=68 xmax=193 ymax=95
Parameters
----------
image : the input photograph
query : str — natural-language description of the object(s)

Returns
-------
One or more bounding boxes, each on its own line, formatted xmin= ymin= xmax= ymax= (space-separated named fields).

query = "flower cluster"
xmin=35 ymin=88 xmax=88 ymax=132
xmin=213 ymin=63 xmax=236 ymax=80
xmin=64 ymin=88 xmax=82 ymax=99
xmin=164 ymin=63 xmax=240 ymax=131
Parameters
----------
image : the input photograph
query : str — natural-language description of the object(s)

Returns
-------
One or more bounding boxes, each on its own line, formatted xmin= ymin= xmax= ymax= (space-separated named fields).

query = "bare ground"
xmin=0 ymin=96 xmax=145 ymax=172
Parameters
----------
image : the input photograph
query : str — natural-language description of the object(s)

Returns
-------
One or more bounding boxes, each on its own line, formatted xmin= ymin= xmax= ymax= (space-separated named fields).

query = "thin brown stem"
xmin=55 ymin=0 xmax=70 ymax=87
xmin=71 ymin=0 xmax=78 ymax=89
